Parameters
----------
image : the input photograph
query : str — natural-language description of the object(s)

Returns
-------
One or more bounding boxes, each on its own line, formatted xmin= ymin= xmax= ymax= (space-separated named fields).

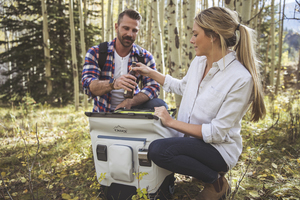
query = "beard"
xmin=117 ymin=31 xmax=135 ymax=48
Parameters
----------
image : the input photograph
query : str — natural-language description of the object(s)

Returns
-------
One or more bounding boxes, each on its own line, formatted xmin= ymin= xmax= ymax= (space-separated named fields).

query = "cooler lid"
xmin=85 ymin=109 xmax=176 ymax=120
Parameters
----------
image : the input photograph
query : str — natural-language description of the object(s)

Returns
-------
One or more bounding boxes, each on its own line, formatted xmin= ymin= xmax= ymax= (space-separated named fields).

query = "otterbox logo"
xmin=113 ymin=125 xmax=127 ymax=133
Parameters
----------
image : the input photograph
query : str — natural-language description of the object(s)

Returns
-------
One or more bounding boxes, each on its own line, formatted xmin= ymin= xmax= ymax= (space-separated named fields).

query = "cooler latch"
xmin=138 ymin=149 xmax=151 ymax=167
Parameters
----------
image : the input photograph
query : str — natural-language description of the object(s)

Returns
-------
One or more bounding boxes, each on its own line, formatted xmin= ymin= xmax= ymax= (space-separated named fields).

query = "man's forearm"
xmin=129 ymin=92 xmax=150 ymax=107
xmin=89 ymin=79 xmax=112 ymax=96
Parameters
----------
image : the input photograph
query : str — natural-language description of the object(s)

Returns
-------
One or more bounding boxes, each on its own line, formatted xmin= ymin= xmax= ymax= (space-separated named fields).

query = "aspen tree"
xmin=106 ymin=0 xmax=112 ymax=41
xmin=275 ymin=0 xmax=286 ymax=94
xmin=186 ymin=0 xmax=196 ymax=68
xmin=152 ymin=0 xmax=165 ymax=99
xmin=69 ymin=0 xmax=80 ymax=111
xmin=270 ymin=0 xmax=275 ymax=86
xmin=102 ymin=0 xmax=105 ymax=41
xmin=79 ymin=0 xmax=88 ymax=109
xmin=41 ymin=0 xmax=52 ymax=95
xmin=167 ymin=0 xmax=182 ymax=109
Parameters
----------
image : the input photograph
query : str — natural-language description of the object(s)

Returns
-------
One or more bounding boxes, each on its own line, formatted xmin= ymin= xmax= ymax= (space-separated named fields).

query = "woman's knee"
xmin=148 ymin=139 xmax=163 ymax=161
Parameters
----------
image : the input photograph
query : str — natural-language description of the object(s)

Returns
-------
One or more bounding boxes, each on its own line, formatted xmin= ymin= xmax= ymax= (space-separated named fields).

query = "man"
xmin=82 ymin=9 xmax=167 ymax=112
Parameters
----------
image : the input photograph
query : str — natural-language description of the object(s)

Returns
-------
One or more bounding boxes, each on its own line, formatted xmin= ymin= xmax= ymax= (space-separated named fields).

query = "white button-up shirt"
xmin=163 ymin=51 xmax=253 ymax=169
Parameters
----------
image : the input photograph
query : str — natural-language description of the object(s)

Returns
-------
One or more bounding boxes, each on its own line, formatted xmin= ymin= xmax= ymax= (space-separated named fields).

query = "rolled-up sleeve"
xmin=202 ymin=76 xmax=253 ymax=144
xmin=81 ymin=46 xmax=99 ymax=98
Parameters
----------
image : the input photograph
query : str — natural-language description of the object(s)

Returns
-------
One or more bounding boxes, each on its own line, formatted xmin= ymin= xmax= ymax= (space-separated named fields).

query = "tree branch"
xmin=28 ymin=123 xmax=40 ymax=200
xmin=230 ymin=156 xmax=251 ymax=200
xmin=0 ymin=172 xmax=13 ymax=200
xmin=263 ymin=114 xmax=279 ymax=133
xmin=246 ymin=1 xmax=265 ymax=25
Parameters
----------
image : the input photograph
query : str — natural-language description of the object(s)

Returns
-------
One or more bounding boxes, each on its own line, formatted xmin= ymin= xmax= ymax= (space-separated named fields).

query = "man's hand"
xmin=115 ymin=93 xmax=150 ymax=111
xmin=114 ymin=74 xmax=137 ymax=91
xmin=115 ymin=99 xmax=133 ymax=110
xmin=89 ymin=74 xmax=137 ymax=97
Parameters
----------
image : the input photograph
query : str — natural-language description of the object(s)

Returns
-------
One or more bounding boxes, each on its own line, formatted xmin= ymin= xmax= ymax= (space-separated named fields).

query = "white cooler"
xmin=86 ymin=110 xmax=179 ymax=200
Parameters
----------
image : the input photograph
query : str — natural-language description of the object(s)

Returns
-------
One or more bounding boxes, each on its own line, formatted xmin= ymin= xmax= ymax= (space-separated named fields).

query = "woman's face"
xmin=190 ymin=22 xmax=213 ymax=57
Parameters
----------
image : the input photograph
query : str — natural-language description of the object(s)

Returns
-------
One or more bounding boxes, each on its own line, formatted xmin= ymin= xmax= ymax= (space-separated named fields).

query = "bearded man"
xmin=82 ymin=9 xmax=167 ymax=112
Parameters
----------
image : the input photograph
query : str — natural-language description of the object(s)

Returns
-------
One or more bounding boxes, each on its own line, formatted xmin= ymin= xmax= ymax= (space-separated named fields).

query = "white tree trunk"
xmin=253 ymin=0 xmax=259 ymax=30
xmin=236 ymin=0 xmax=242 ymax=15
xmin=159 ymin=0 xmax=164 ymax=41
xmin=185 ymin=0 xmax=196 ymax=68
xmin=275 ymin=0 xmax=285 ymax=94
xmin=102 ymin=0 xmax=105 ymax=41
xmin=118 ymin=0 xmax=124 ymax=13
xmin=106 ymin=0 xmax=112 ymax=41
xmin=152 ymin=0 xmax=165 ymax=99
xmin=69 ymin=0 xmax=80 ymax=111
xmin=270 ymin=0 xmax=275 ymax=86
xmin=241 ymin=0 xmax=253 ymax=25
xmin=182 ymin=0 xmax=188 ymax=70
xmin=111 ymin=0 xmax=114 ymax=40
xmin=41 ymin=0 xmax=52 ymax=95
xmin=146 ymin=5 xmax=152 ymax=51
xmin=167 ymin=0 xmax=182 ymax=109
xmin=225 ymin=0 xmax=235 ymax=10
xmin=79 ymin=0 xmax=88 ymax=109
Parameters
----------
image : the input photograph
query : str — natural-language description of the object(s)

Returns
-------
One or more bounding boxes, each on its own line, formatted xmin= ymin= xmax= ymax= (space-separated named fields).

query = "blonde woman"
xmin=134 ymin=7 xmax=266 ymax=199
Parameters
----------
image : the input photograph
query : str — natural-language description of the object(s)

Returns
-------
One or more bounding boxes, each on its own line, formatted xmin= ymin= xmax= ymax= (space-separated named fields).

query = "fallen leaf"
xmin=257 ymin=156 xmax=261 ymax=162
xmin=21 ymin=177 xmax=27 ymax=183
xmin=62 ymin=193 xmax=71 ymax=199
xmin=249 ymin=190 xmax=260 ymax=198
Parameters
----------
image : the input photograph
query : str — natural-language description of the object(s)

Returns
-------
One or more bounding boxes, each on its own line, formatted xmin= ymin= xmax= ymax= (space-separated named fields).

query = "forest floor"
xmin=0 ymin=90 xmax=300 ymax=200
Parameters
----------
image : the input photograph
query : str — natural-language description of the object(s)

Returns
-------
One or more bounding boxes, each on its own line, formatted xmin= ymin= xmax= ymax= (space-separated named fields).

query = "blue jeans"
xmin=148 ymin=137 xmax=228 ymax=183
xmin=132 ymin=98 xmax=168 ymax=110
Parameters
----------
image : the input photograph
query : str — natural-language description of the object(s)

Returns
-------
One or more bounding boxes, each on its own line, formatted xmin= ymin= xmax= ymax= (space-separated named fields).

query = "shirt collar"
xmin=214 ymin=51 xmax=236 ymax=71
xmin=108 ymin=38 xmax=141 ymax=56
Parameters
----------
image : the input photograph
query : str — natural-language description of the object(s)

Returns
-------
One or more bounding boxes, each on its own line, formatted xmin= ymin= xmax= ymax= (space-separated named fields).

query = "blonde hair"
xmin=194 ymin=7 xmax=266 ymax=122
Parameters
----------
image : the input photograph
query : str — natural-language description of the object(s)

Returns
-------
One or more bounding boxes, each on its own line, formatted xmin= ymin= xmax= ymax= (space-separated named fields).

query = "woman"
xmin=134 ymin=7 xmax=266 ymax=199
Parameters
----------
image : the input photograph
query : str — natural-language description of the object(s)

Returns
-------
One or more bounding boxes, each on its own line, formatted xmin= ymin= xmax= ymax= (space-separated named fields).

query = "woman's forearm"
xmin=168 ymin=119 xmax=203 ymax=139
xmin=148 ymin=69 xmax=166 ymax=86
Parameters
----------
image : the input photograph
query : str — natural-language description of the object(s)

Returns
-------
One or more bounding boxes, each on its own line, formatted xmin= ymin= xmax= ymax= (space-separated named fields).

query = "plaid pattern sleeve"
xmin=81 ymin=40 xmax=114 ymax=113
xmin=81 ymin=45 xmax=100 ymax=98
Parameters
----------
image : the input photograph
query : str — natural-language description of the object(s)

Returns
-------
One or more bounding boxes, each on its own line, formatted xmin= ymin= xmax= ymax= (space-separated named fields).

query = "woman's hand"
xmin=154 ymin=106 xmax=174 ymax=127
xmin=133 ymin=62 xmax=153 ymax=76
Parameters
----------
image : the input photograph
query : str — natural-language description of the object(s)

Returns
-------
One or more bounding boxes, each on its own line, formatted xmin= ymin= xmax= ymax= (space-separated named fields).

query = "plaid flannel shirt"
xmin=81 ymin=38 xmax=160 ymax=112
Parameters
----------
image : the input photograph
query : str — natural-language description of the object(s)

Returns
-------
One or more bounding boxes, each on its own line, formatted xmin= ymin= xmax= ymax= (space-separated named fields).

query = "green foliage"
xmin=0 ymin=89 xmax=299 ymax=199
xmin=132 ymin=172 xmax=149 ymax=200
xmin=0 ymin=0 xmax=100 ymax=106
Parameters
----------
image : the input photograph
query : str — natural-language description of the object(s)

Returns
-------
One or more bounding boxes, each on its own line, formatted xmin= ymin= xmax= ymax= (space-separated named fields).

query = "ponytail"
xmin=234 ymin=25 xmax=266 ymax=122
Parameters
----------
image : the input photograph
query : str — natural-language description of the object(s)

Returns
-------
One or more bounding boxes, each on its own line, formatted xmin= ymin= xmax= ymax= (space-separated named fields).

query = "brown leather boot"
xmin=195 ymin=176 xmax=230 ymax=200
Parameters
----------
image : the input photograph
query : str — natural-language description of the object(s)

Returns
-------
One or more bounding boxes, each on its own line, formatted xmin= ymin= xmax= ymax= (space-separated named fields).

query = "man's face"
xmin=115 ymin=15 xmax=140 ymax=48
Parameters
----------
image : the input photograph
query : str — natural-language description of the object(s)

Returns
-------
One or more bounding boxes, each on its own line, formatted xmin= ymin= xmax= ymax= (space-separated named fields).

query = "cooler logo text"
xmin=113 ymin=125 xmax=127 ymax=133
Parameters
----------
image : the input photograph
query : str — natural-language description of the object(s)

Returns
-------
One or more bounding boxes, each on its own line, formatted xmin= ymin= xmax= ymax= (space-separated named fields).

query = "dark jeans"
xmin=148 ymin=137 xmax=228 ymax=183
xmin=132 ymin=98 xmax=168 ymax=110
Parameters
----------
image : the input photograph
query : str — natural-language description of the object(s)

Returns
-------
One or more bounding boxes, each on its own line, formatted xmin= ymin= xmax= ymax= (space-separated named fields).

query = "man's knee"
xmin=138 ymin=98 xmax=168 ymax=110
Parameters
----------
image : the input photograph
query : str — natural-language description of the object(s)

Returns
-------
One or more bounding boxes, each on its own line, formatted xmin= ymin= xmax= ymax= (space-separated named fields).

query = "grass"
xmin=0 ymin=90 xmax=300 ymax=200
